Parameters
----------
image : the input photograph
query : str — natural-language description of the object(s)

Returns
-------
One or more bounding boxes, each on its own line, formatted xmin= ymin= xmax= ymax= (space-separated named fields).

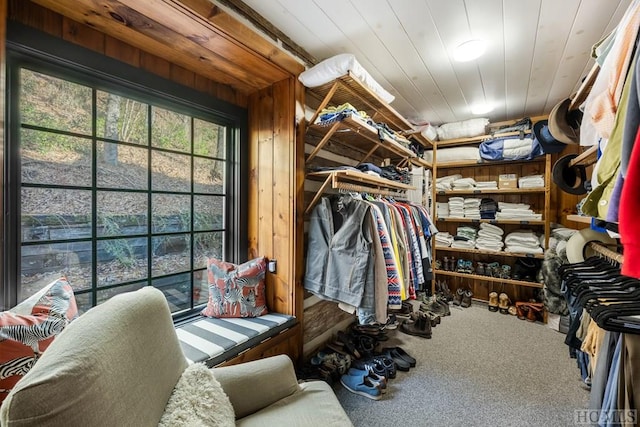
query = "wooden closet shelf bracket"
xmin=569 ymin=64 xmax=600 ymax=111
xmin=568 ymin=145 xmax=598 ymax=168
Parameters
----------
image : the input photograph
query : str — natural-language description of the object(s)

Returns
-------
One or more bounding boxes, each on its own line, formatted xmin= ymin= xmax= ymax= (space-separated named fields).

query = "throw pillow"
xmin=0 ymin=277 xmax=78 ymax=403
xmin=201 ymin=257 xmax=268 ymax=318
xmin=158 ymin=363 xmax=235 ymax=427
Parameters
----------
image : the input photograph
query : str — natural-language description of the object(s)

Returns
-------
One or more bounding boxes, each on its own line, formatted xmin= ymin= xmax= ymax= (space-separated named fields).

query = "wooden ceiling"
xmin=30 ymin=0 xmax=304 ymax=94
xmin=236 ymin=0 xmax=633 ymax=125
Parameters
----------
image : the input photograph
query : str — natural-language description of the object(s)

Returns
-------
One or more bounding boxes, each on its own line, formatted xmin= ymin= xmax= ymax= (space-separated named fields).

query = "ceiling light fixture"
xmin=454 ymin=39 xmax=487 ymax=62
xmin=471 ymin=103 xmax=493 ymax=115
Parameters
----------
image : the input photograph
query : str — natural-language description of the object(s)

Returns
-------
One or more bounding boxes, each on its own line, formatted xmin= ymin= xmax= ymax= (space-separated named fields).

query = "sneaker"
xmin=347 ymin=368 xmax=387 ymax=393
xmin=340 ymin=374 xmax=382 ymax=400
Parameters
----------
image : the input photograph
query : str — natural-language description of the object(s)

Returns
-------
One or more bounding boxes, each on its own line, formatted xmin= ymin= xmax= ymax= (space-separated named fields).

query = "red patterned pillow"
xmin=0 ymin=277 xmax=78 ymax=403
xmin=201 ymin=257 xmax=268 ymax=318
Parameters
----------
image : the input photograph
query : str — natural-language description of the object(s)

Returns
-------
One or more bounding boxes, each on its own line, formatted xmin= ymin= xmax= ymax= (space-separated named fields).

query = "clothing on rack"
xmin=304 ymin=195 xmax=436 ymax=324
xmin=559 ymin=255 xmax=640 ymax=426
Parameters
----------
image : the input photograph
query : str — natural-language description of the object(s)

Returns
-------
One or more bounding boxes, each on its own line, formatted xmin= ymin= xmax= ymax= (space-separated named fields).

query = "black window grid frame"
xmin=2 ymin=22 xmax=249 ymax=319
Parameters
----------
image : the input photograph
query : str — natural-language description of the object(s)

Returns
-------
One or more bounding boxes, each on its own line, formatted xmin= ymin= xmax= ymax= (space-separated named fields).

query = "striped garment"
xmin=370 ymin=205 xmax=401 ymax=310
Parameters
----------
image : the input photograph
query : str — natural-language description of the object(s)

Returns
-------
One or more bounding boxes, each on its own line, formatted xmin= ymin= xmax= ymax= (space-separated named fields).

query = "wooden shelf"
xmin=436 ymin=217 xmax=544 ymax=225
xmin=434 ymin=269 xmax=544 ymax=288
xmin=307 ymin=169 xmax=414 ymax=191
xmin=566 ymin=214 xmax=592 ymax=224
xmin=306 ymin=114 xmax=418 ymax=164
xmin=434 ymin=246 xmax=545 ymax=259
xmin=436 ymin=188 xmax=545 ymax=196
xmin=434 ymin=156 xmax=546 ymax=169
xmin=305 ymin=71 xmax=434 ymax=147
xmin=437 ymin=129 xmax=532 ymax=148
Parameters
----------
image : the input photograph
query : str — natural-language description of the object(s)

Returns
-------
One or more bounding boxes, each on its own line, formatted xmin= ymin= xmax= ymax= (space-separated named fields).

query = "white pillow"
xmin=159 ymin=363 xmax=235 ymax=427
xmin=298 ymin=53 xmax=395 ymax=104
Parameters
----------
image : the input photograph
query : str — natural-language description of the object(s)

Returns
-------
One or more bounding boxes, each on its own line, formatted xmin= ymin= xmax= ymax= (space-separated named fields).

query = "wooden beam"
xmin=175 ymin=0 xmax=304 ymax=75
xmin=31 ymin=0 xmax=268 ymax=93
xmin=213 ymin=0 xmax=316 ymax=67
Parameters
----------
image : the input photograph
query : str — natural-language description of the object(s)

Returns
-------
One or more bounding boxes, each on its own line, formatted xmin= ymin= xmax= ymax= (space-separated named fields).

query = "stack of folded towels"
xmin=496 ymin=202 xmax=542 ymax=221
xmin=448 ymin=197 xmax=465 ymax=218
xmin=475 ymin=223 xmax=504 ymax=252
xmin=475 ymin=180 xmax=498 ymax=190
xmin=435 ymin=174 xmax=462 ymax=191
xmin=452 ymin=226 xmax=477 ymax=249
xmin=463 ymin=198 xmax=481 ymax=219
xmin=504 ymin=230 xmax=543 ymax=254
xmin=435 ymin=231 xmax=454 ymax=248
xmin=452 ymin=177 xmax=476 ymax=190
xmin=479 ymin=198 xmax=498 ymax=219
xmin=436 ymin=202 xmax=450 ymax=219
xmin=518 ymin=174 xmax=545 ymax=189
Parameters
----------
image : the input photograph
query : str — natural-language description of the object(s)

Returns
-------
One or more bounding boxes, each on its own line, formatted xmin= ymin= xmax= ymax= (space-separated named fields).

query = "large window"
xmin=4 ymin=36 xmax=246 ymax=317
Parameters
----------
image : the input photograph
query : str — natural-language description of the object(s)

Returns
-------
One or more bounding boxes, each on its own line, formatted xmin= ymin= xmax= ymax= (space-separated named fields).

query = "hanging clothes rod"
xmin=335 ymin=181 xmax=405 ymax=197
xmin=588 ymin=241 xmax=623 ymax=264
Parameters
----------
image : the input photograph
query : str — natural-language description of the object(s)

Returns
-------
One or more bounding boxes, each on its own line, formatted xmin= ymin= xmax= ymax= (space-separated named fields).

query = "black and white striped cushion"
xmin=175 ymin=313 xmax=296 ymax=366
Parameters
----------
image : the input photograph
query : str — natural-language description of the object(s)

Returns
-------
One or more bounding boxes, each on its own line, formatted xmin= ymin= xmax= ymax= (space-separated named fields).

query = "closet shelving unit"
xmin=304 ymin=71 xmax=434 ymax=213
xmin=432 ymin=118 xmax=552 ymax=303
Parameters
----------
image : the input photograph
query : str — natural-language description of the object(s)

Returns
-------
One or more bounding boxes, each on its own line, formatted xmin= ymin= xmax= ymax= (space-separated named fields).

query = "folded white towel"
xmin=504 ymin=245 xmax=543 ymax=255
xmin=499 ymin=202 xmax=530 ymax=210
xmin=477 ymin=230 xmax=503 ymax=240
xmin=479 ymin=222 xmax=504 ymax=235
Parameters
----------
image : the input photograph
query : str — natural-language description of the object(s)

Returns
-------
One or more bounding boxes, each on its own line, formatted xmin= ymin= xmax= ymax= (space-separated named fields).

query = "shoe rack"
xmin=431 ymin=117 xmax=551 ymax=306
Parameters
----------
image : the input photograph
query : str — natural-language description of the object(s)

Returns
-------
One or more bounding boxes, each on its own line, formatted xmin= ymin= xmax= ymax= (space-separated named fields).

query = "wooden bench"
xmin=175 ymin=313 xmax=298 ymax=367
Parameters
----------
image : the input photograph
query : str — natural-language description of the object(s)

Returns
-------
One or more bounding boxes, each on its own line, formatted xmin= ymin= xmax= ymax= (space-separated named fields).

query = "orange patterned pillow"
xmin=0 ymin=277 xmax=78 ymax=403
xmin=201 ymin=257 xmax=268 ymax=318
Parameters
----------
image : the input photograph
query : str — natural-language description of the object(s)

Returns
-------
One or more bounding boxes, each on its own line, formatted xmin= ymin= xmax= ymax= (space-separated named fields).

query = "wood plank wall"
xmin=247 ymin=78 xmax=301 ymax=318
xmin=9 ymin=1 xmax=248 ymax=108
xmin=8 ymin=2 xmax=303 ymax=329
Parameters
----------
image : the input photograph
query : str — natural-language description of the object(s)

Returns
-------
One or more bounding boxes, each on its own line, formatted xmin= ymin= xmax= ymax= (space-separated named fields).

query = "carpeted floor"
xmin=333 ymin=302 xmax=588 ymax=426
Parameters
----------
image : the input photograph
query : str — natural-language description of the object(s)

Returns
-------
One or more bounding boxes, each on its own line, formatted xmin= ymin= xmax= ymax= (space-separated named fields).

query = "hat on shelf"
xmin=566 ymin=228 xmax=617 ymax=264
xmin=548 ymin=97 xmax=582 ymax=144
xmin=552 ymin=153 xmax=588 ymax=195
xmin=533 ymin=119 xmax=567 ymax=154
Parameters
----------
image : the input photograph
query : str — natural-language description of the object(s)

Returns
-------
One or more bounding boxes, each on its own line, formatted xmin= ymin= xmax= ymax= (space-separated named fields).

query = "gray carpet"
xmin=333 ymin=302 xmax=588 ymax=426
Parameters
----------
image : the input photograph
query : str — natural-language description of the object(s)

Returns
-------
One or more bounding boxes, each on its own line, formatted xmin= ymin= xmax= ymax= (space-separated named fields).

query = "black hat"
xmin=552 ymin=153 xmax=588 ymax=195
xmin=533 ymin=120 xmax=566 ymax=154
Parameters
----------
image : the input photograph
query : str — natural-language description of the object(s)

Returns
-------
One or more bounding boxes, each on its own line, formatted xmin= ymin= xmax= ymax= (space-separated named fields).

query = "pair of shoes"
xmin=420 ymin=296 xmax=450 ymax=316
xmin=514 ymin=301 xmax=544 ymax=321
xmin=488 ymin=292 xmax=499 ymax=312
xmin=416 ymin=310 xmax=441 ymax=327
xmin=347 ymin=367 xmax=387 ymax=393
xmin=460 ymin=289 xmax=473 ymax=308
xmin=452 ymin=288 xmax=464 ymax=306
xmin=400 ymin=311 xmax=432 ymax=338
xmin=498 ymin=293 xmax=511 ymax=314
xmin=340 ymin=373 xmax=382 ymax=400
xmin=382 ymin=347 xmax=416 ymax=368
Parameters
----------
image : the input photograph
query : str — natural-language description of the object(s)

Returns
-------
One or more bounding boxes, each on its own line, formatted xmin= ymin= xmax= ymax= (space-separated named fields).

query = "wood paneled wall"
xmin=9 ymin=1 xmax=248 ymax=108
xmin=247 ymin=78 xmax=302 ymax=318
xmin=7 ymin=1 xmax=304 ymax=359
